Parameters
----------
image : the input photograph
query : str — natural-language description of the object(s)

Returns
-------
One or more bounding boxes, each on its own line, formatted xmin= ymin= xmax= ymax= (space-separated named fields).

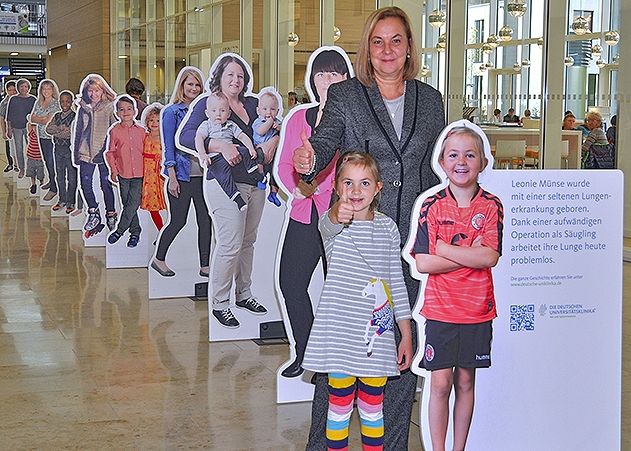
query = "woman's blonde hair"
xmin=585 ymin=110 xmax=603 ymax=127
xmin=334 ymin=151 xmax=383 ymax=211
xmin=171 ymin=67 xmax=204 ymax=104
xmin=355 ymin=7 xmax=419 ymax=86
xmin=37 ymin=79 xmax=59 ymax=104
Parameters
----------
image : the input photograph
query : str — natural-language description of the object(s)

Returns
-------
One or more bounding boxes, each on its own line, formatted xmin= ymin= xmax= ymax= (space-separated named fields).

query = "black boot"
xmin=281 ymin=357 xmax=304 ymax=378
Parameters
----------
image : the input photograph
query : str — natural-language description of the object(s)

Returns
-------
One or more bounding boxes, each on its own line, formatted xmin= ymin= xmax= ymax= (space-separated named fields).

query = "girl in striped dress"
xmin=140 ymin=103 xmax=167 ymax=230
xmin=302 ymin=152 xmax=412 ymax=451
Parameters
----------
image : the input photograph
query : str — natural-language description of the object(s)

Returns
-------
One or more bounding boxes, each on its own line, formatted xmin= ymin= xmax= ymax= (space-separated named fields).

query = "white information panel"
xmin=413 ymin=170 xmax=622 ymax=451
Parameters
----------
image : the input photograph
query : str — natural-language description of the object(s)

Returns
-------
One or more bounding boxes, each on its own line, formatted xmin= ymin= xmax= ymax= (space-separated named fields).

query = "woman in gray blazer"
xmin=294 ymin=7 xmax=445 ymax=450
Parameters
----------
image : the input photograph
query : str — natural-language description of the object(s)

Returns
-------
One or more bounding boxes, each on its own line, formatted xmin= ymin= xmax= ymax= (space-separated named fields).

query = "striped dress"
xmin=302 ymin=212 xmax=411 ymax=377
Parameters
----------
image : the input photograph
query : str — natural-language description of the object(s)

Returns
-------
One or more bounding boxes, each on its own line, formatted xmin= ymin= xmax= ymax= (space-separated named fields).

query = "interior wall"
xmin=47 ymin=0 xmax=111 ymax=92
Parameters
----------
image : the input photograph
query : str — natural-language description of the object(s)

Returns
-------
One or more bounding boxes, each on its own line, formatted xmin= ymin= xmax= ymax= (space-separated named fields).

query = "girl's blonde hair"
xmin=171 ymin=67 xmax=204 ymax=104
xmin=355 ymin=7 xmax=419 ymax=86
xmin=140 ymin=102 xmax=163 ymax=131
xmin=440 ymin=126 xmax=487 ymax=171
xmin=81 ymin=75 xmax=116 ymax=103
xmin=334 ymin=151 xmax=383 ymax=211
xmin=36 ymin=79 xmax=59 ymax=104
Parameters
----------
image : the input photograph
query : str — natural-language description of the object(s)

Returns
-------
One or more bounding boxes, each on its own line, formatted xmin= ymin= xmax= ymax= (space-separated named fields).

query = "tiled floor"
xmin=0 ymin=174 xmax=628 ymax=450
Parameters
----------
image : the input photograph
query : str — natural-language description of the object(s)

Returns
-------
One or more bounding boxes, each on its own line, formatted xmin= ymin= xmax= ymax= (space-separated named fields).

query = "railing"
xmin=0 ymin=34 xmax=46 ymax=46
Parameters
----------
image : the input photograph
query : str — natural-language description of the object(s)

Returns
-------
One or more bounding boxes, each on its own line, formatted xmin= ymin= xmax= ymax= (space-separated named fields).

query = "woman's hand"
xmin=167 ymin=175 xmax=180 ymax=198
xmin=211 ymin=139 xmax=241 ymax=166
xmin=397 ymin=319 xmax=413 ymax=371
xmin=293 ymin=131 xmax=315 ymax=174
xmin=259 ymin=135 xmax=279 ymax=164
xmin=397 ymin=331 xmax=413 ymax=371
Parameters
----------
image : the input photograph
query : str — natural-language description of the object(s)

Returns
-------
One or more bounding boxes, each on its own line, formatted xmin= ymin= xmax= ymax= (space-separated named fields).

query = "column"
xmin=540 ymin=0 xmax=567 ymax=169
xmin=445 ymin=0 xmax=467 ymax=122
xmin=617 ymin=1 xmax=631 ymax=235
xmin=241 ymin=0 xmax=253 ymax=63
xmin=320 ymin=0 xmax=334 ymax=46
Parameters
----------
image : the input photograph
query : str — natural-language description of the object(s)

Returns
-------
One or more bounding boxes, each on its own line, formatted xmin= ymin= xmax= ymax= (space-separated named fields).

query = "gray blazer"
xmin=309 ymin=77 xmax=445 ymax=242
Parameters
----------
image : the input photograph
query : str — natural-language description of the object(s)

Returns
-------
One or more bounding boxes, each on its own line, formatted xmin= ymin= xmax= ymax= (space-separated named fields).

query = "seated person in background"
xmin=491 ymin=108 xmax=502 ymax=124
xmin=581 ymin=110 xmax=609 ymax=166
xmin=503 ymin=108 xmax=520 ymax=123
xmin=607 ymin=115 xmax=617 ymax=145
xmin=562 ymin=113 xmax=576 ymax=130
xmin=521 ymin=109 xmax=539 ymax=129
xmin=287 ymin=91 xmax=299 ymax=109
xmin=576 ymin=117 xmax=590 ymax=138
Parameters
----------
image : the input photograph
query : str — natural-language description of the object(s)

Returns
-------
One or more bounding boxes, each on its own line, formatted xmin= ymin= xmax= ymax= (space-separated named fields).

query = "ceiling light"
xmin=571 ymin=17 xmax=590 ymax=36
xmin=428 ymin=9 xmax=446 ymax=29
xmin=499 ymin=26 xmax=513 ymax=42
xmin=288 ymin=32 xmax=299 ymax=47
xmin=604 ymin=30 xmax=620 ymax=46
xmin=333 ymin=26 xmax=341 ymax=42
xmin=507 ymin=0 xmax=527 ymax=18
xmin=486 ymin=35 xmax=499 ymax=48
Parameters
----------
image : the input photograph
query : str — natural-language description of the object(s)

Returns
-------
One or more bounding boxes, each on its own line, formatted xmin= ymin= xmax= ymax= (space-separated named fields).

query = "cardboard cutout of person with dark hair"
xmin=6 ymin=78 xmax=36 ymax=183
xmin=104 ymin=94 xmax=147 ymax=250
xmin=402 ymin=119 xmax=503 ymax=451
xmin=274 ymin=46 xmax=354 ymax=384
xmin=177 ymin=53 xmax=281 ymax=335
xmin=72 ymin=74 xmax=118 ymax=243
xmin=45 ymin=89 xmax=78 ymax=215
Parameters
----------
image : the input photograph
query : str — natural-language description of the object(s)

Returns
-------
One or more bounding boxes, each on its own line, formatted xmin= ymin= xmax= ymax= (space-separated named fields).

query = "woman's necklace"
xmin=385 ymin=99 xmax=403 ymax=118
xmin=383 ymin=81 xmax=406 ymax=118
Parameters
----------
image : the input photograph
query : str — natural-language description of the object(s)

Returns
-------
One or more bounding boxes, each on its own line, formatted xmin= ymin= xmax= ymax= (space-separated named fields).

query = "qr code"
xmin=510 ymin=304 xmax=535 ymax=331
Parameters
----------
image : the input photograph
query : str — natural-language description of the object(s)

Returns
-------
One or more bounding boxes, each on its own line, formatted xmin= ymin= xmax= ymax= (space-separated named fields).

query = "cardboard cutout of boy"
xmin=103 ymin=94 xmax=156 ymax=268
xmin=45 ymin=89 xmax=78 ymax=217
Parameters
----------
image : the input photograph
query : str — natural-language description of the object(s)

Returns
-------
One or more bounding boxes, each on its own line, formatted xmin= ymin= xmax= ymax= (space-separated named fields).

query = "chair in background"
xmin=525 ymin=145 xmax=540 ymax=168
xmin=560 ymin=141 xmax=570 ymax=169
xmin=495 ymin=140 xmax=526 ymax=169
xmin=521 ymin=118 xmax=540 ymax=129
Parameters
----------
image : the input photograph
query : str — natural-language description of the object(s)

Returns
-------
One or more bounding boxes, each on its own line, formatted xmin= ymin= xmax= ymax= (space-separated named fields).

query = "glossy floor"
xmin=0 ymin=176 xmax=628 ymax=450
xmin=0 ymin=177 xmax=424 ymax=449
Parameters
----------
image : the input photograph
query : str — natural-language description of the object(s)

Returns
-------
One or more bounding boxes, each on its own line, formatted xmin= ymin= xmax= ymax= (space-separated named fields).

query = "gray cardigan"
xmin=309 ymin=77 xmax=445 ymax=241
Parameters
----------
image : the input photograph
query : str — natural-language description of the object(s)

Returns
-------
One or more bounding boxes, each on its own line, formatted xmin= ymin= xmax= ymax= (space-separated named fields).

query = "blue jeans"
xmin=79 ymin=161 xmax=115 ymax=211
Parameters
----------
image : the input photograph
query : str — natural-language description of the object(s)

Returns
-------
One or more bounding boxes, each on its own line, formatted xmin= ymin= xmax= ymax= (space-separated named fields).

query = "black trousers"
xmin=156 ymin=176 xmax=211 ymax=267
xmin=279 ymin=204 xmax=326 ymax=363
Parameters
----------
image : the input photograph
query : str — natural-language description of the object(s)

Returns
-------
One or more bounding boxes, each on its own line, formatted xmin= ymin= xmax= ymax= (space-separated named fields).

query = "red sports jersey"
xmin=413 ymin=186 xmax=504 ymax=324
xmin=26 ymin=129 xmax=41 ymax=160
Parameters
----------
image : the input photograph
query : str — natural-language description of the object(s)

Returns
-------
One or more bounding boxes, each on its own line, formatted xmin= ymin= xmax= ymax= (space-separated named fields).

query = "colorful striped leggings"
xmin=326 ymin=373 xmax=387 ymax=451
